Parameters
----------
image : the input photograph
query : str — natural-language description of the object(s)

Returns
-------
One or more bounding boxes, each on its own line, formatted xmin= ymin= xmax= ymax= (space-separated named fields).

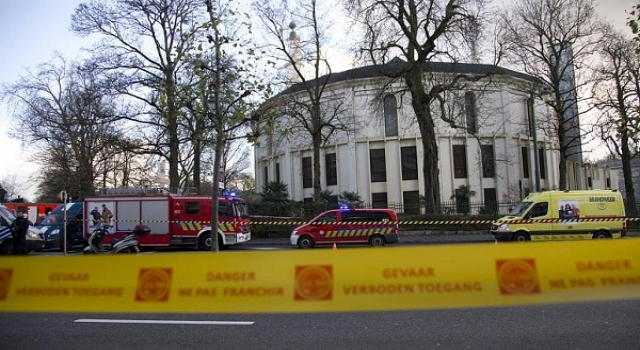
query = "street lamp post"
xmin=207 ymin=89 xmax=252 ymax=252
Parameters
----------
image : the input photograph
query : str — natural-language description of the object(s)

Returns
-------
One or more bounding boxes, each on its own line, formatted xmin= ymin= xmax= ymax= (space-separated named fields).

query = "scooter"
xmin=83 ymin=223 xmax=150 ymax=254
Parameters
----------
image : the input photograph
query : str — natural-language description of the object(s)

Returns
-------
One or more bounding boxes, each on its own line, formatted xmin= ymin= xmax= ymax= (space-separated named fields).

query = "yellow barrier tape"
xmin=1 ymin=240 xmax=639 ymax=313
xmin=96 ymin=217 xmax=640 ymax=225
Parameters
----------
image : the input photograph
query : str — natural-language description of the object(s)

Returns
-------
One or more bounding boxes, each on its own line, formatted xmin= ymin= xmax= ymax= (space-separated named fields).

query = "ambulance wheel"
xmin=298 ymin=235 xmax=314 ymax=249
xmin=512 ymin=232 xmax=530 ymax=242
xmin=592 ymin=231 xmax=610 ymax=239
xmin=369 ymin=235 xmax=386 ymax=247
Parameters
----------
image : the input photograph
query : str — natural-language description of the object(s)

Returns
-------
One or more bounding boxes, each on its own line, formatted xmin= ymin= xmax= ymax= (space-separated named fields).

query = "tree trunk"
xmin=312 ymin=132 xmax=322 ymax=202
xmin=405 ymin=67 xmax=441 ymax=213
xmin=556 ymin=106 xmax=568 ymax=191
xmin=621 ymin=126 xmax=637 ymax=216
xmin=193 ymin=127 xmax=202 ymax=194
xmin=165 ymin=72 xmax=180 ymax=191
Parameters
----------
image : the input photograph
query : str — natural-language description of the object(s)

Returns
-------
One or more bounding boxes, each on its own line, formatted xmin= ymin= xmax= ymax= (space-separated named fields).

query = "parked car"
xmin=27 ymin=203 xmax=85 ymax=251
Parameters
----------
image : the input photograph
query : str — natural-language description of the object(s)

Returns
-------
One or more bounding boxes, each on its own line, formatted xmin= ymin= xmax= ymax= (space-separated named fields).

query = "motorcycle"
xmin=83 ymin=223 xmax=150 ymax=254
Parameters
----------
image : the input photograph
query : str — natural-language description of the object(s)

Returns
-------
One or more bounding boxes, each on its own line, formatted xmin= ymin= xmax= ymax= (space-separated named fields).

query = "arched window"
xmin=384 ymin=94 xmax=398 ymax=137
xmin=465 ymin=91 xmax=477 ymax=133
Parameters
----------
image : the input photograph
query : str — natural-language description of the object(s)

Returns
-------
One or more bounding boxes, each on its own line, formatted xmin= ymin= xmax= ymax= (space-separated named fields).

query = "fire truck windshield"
xmin=234 ymin=202 xmax=249 ymax=219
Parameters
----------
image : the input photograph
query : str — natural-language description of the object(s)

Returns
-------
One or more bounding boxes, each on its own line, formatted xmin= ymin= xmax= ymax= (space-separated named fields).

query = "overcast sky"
xmin=0 ymin=0 xmax=635 ymax=201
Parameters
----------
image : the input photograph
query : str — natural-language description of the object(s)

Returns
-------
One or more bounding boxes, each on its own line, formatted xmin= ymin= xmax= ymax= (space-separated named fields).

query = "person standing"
xmin=101 ymin=204 xmax=113 ymax=230
xmin=90 ymin=206 xmax=101 ymax=226
xmin=10 ymin=210 xmax=30 ymax=255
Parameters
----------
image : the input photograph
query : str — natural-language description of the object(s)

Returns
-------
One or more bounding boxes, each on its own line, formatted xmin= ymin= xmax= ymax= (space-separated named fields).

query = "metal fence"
xmin=249 ymin=200 xmax=520 ymax=222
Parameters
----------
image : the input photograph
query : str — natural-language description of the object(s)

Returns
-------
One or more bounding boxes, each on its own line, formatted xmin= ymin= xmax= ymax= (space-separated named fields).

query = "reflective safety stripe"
xmin=532 ymin=234 xmax=593 ymax=240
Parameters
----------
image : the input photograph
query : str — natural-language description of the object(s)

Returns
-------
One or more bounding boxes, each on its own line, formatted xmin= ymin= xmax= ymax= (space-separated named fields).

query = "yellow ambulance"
xmin=491 ymin=190 xmax=627 ymax=242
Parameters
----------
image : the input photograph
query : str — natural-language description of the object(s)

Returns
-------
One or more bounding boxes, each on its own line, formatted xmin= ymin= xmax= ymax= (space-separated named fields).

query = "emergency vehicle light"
xmin=338 ymin=201 xmax=353 ymax=210
xmin=222 ymin=189 xmax=239 ymax=197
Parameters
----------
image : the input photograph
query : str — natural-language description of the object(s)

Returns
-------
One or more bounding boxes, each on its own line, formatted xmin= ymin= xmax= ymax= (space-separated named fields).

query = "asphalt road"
xmin=25 ymin=231 xmax=638 ymax=255
xmin=1 ymin=300 xmax=639 ymax=350
xmin=5 ymin=235 xmax=640 ymax=349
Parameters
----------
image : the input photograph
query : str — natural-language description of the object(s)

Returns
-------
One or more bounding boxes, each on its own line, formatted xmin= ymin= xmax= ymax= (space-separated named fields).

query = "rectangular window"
xmin=403 ymin=191 xmax=420 ymax=215
xmin=218 ymin=201 xmax=232 ymax=217
xmin=538 ymin=148 xmax=546 ymax=179
xmin=401 ymin=146 xmax=419 ymax=180
xmin=185 ymin=201 xmax=200 ymax=215
xmin=263 ymin=166 xmax=269 ymax=184
xmin=325 ymin=153 xmax=337 ymax=186
xmin=481 ymin=145 xmax=495 ymax=178
xmin=369 ymin=149 xmax=387 ymax=182
xmin=521 ymin=147 xmax=530 ymax=178
xmin=302 ymin=157 xmax=312 ymax=188
xmin=275 ymin=163 xmax=281 ymax=183
xmin=483 ymin=188 xmax=497 ymax=212
xmin=453 ymin=145 xmax=467 ymax=178
xmin=371 ymin=193 xmax=388 ymax=208
xmin=342 ymin=211 xmax=368 ymax=222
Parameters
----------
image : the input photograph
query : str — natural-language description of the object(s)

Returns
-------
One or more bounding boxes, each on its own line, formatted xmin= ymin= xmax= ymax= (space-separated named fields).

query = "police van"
xmin=491 ymin=190 xmax=626 ymax=242
xmin=290 ymin=208 xmax=399 ymax=248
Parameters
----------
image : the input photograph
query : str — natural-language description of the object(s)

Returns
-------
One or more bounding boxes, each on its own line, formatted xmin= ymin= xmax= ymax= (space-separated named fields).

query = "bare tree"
xmin=499 ymin=0 xmax=605 ymax=190
xmin=221 ymin=140 xmax=251 ymax=188
xmin=344 ymin=0 xmax=500 ymax=213
xmin=71 ymin=0 xmax=207 ymax=191
xmin=254 ymin=0 xmax=352 ymax=201
xmin=2 ymin=55 xmax=126 ymax=199
xmin=0 ymin=174 xmax=28 ymax=202
xmin=591 ymin=29 xmax=640 ymax=215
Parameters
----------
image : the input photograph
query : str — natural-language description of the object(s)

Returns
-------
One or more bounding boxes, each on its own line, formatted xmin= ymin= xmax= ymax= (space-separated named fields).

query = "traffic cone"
xmin=494 ymin=239 xmax=498 ymax=245
xmin=333 ymin=242 xmax=337 ymax=251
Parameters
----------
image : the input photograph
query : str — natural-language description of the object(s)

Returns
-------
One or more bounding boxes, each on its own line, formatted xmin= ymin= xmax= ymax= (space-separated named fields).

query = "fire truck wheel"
xmin=198 ymin=232 xmax=212 ymax=251
xmin=198 ymin=233 xmax=226 ymax=251
xmin=297 ymin=235 xmax=314 ymax=249
xmin=369 ymin=235 xmax=385 ymax=247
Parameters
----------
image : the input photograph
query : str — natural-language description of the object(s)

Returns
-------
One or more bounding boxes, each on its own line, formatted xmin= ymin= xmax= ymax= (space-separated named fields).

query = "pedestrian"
xmin=90 ymin=206 xmax=101 ymax=226
xmin=10 ymin=210 xmax=30 ymax=255
xmin=101 ymin=204 xmax=113 ymax=229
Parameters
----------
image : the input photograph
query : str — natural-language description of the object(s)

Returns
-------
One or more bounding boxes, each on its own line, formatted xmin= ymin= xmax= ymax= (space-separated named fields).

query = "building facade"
xmin=254 ymin=60 xmax=615 ymax=213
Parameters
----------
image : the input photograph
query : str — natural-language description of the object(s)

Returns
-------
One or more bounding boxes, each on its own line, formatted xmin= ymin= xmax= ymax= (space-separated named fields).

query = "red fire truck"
xmin=82 ymin=188 xmax=251 ymax=250
xmin=2 ymin=203 xmax=58 ymax=224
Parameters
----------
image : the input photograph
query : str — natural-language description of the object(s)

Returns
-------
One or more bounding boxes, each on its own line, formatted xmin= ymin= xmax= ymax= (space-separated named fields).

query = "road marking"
xmin=74 ymin=319 xmax=254 ymax=325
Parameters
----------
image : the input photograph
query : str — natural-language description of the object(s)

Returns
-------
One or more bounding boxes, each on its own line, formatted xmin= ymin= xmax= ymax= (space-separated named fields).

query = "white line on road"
xmin=75 ymin=319 xmax=254 ymax=325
